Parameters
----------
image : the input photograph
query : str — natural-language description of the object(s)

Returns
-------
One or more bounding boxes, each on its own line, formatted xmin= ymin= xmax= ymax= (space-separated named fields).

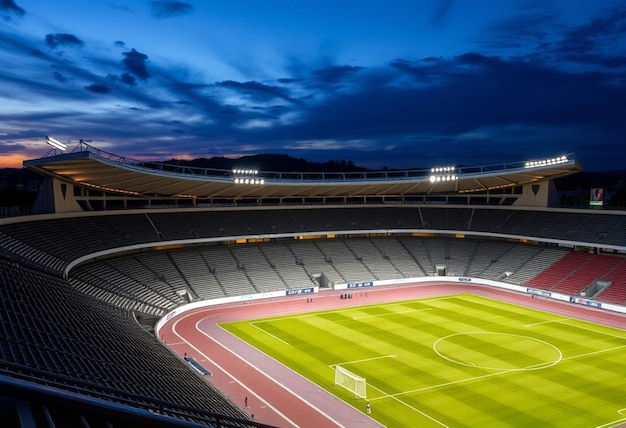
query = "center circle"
xmin=433 ymin=332 xmax=562 ymax=371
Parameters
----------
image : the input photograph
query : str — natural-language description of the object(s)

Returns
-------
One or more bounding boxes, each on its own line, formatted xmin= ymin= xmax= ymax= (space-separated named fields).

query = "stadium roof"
xmin=24 ymin=143 xmax=582 ymax=199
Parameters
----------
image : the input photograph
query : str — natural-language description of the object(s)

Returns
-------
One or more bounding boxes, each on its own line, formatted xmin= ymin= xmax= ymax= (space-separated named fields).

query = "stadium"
xmin=1 ymin=139 xmax=625 ymax=427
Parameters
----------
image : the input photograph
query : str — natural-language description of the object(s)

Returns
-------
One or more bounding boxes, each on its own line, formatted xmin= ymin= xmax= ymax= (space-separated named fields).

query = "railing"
xmin=61 ymin=141 xmax=576 ymax=184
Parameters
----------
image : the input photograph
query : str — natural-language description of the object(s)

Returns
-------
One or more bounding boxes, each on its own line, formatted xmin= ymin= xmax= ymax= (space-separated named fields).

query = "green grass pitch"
xmin=221 ymin=294 xmax=626 ymax=427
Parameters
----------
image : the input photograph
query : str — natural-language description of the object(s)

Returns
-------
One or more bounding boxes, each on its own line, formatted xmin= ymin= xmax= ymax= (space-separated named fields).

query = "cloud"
xmin=122 ymin=48 xmax=150 ymax=80
xmin=313 ymin=65 xmax=363 ymax=83
xmin=1 ymin=3 xmax=624 ymax=171
xmin=390 ymin=57 xmax=448 ymax=84
xmin=557 ymin=8 xmax=626 ymax=54
xmin=85 ymin=83 xmax=111 ymax=94
xmin=109 ymin=3 xmax=132 ymax=13
xmin=477 ymin=6 xmax=557 ymax=51
xmin=150 ymin=1 xmax=193 ymax=18
xmin=218 ymin=80 xmax=300 ymax=104
xmin=0 ymin=0 xmax=25 ymax=22
xmin=431 ymin=0 xmax=455 ymax=27
xmin=290 ymin=139 xmax=376 ymax=151
xmin=552 ymin=8 xmax=626 ymax=70
xmin=257 ymin=50 xmax=626 ymax=168
xmin=476 ymin=5 xmax=626 ymax=74
xmin=0 ymin=30 xmax=52 ymax=62
xmin=45 ymin=33 xmax=84 ymax=49
xmin=119 ymin=72 xmax=137 ymax=86
xmin=52 ymin=71 xmax=68 ymax=83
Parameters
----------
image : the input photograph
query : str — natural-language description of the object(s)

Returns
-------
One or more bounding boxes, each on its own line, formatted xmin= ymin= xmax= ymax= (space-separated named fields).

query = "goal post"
xmin=334 ymin=365 xmax=367 ymax=399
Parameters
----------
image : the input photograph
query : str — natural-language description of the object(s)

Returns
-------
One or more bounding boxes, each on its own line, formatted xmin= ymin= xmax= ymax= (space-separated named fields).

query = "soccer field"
xmin=221 ymin=294 xmax=626 ymax=428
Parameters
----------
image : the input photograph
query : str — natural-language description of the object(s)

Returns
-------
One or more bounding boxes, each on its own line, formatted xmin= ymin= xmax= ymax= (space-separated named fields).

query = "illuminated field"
xmin=222 ymin=294 xmax=626 ymax=428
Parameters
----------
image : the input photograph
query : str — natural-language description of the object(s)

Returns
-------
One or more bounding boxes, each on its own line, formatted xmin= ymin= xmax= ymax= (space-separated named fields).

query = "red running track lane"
xmin=159 ymin=283 xmax=626 ymax=428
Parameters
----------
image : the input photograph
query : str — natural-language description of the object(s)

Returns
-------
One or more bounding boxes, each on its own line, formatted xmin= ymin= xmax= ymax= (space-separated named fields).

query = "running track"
xmin=159 ymin=283 xmax=626 ymax=428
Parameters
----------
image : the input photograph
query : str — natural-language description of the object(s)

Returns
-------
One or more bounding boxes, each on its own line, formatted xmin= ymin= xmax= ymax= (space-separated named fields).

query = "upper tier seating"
xmin=2 ymin=207 xmax=624 ymax=276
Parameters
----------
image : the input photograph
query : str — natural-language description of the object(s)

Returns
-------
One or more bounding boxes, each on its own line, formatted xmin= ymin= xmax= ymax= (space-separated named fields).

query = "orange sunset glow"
xmin=0 ymin=154 xmax=30 ymax=169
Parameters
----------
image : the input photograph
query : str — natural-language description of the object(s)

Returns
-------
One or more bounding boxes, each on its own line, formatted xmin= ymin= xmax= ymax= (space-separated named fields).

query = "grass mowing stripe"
xmin=220 ymin=294 xmax=626 ymax=428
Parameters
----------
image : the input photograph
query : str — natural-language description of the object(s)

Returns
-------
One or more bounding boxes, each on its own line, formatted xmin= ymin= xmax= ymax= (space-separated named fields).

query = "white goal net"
xmin=334 ymin=366 xmax=367 ymax=399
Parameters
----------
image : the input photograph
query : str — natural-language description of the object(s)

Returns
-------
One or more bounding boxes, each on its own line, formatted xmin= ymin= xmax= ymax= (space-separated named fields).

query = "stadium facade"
xmin=24 ymin=141 xmax=580 ymax=213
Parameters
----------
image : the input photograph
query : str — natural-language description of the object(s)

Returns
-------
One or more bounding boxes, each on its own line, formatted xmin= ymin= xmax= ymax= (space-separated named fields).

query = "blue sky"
xmin=1 ymin=0 xmax=625 ymax=170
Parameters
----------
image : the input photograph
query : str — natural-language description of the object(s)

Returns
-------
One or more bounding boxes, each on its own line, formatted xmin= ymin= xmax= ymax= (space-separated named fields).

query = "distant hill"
xmin=161 ymin=153 xmax=369 ymax=173
xmin=0 ymin=168 xmax=41 ymax=213
xmin=554 ymin=170 xmax=626 ymax=190
xmin=0 ymin=168 xmax=41 ymax=190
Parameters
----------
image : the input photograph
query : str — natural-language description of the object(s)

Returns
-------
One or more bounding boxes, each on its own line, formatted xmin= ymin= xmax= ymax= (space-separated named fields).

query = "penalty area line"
xmin=351 ymin=308 xmax=432 ymax=320
xmin=523 ymin=318 xmax=570 ymax=328
xmin=329 ymin=354 xmax=396 ymax=369
xmin=249 ymin=322 xmax=290 ymax=345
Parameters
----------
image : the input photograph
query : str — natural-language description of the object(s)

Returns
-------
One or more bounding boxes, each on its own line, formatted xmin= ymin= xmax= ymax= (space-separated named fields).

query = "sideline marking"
xmin=250 ymin=322 xmax=290 ymax=345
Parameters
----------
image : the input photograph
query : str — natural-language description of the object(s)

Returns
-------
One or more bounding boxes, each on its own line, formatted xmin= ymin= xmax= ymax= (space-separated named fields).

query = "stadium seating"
xmin=1 ymin=207 xmax=625 ymax=275
xmin=527 ymin=252 xmax=626 ymax=301
xmin=0 ymin=256 xmax=252 ymax=426
xmin=1 ymin=205 xmax=625 ymax=426
xmin=66 ymin=236 xmax=579 ymax=314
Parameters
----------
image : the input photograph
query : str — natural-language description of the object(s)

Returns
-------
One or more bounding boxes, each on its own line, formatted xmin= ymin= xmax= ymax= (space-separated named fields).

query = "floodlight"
xmin=429 ymin=165 xmax=458 ymax=184
xmin=524 ymin=155 xmax=569 ymax=169
xmin=46 ymin=136 xmax=67 ymax=151
xmin=231 ymin=166 xmax=265 ymax=185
